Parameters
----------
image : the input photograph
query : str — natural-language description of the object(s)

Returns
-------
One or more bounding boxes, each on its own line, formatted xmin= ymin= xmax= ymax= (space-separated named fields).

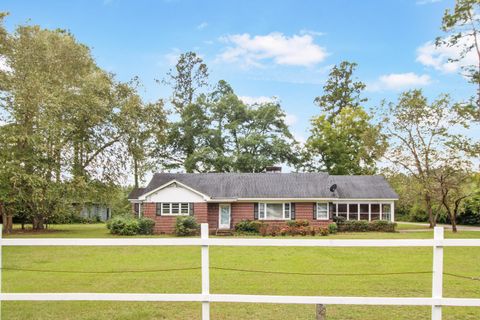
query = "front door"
xmin=219 ymin=204 xmax=231 ymax=229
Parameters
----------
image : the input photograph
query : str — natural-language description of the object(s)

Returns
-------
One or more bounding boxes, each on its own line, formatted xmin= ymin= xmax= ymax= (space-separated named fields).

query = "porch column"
xmin=380 ymin=203 xmax=383 ymax=220
xmin=391 ymin=201 xmax=395 ymax=222
xmin=357 ymin=204 xmax=360 ymax=221
xmin=347 ymin=204 xmax=350 ymax=220
xmin=335 ymin=203 xmax=338 ymax=217
xmin=368 ymin=203 xmax=371 ymax=221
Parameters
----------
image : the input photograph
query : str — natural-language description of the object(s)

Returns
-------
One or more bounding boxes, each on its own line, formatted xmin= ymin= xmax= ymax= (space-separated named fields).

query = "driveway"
xmin=399 ymin=222 xmax=480 ymax=232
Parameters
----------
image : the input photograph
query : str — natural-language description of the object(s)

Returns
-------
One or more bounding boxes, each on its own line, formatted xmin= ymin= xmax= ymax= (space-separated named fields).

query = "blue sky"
xmin=3 ymin=0 xmax=477 ymax=142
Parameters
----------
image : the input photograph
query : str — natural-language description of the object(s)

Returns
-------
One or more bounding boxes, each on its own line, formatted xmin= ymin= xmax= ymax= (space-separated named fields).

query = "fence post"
xmin=201 ymin=223 xmax=210 ymax=320
xmin=431 ymin=226 xmax=444 ymax=320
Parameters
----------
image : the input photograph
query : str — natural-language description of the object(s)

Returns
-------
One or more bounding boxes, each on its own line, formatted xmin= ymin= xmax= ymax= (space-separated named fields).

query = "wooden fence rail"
xmin=1 ymin=224 xmax=480 ymax=320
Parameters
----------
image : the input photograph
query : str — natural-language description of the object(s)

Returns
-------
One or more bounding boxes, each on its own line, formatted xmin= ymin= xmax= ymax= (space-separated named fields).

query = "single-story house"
xmin=128 ymin=172 xmax=398 ymax=234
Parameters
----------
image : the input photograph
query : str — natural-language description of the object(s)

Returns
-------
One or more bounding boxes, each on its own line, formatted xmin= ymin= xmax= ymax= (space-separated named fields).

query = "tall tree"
xmin=161 ymin=52 xmax=210 ymax=172
xmin=304 ymin=107 xmax=386 ymax=174
xmin=381 ymin=89 xmax=475 ymax=227
xmin=304 ymin=61 xmax=385 ymax=174
xmin=438 ymin=0 xmax=480 ymax=113
xmin=314 ymin=61 xmax=366 ymax=121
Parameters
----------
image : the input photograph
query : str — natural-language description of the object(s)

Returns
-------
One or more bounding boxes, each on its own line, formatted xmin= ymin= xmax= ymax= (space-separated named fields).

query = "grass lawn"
xmin=395 ymin=222 xmax=432 ymax=230
xmin=2 ymin=224 xmax=480 ymax=319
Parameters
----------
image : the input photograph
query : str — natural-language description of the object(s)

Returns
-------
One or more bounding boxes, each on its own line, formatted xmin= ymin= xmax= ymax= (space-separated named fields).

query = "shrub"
xmin=336 ymin=219 xmax=396 ymax=233
xmin=259 ymin=223 xmax=269 ymax=237
xmin=107 ymin=216 xmax=139 ymax=235
xmin=368 ymin=220 xmax=396 ymax=232
xmin=319 ymin=227 xmax=329 ymax=236
xmin=286 ymin=220 xmax=309 ymax=227
xmin=308 ymin=226 xmax=316 ymax=236
xmin=333 ymin=216 xmax=346 ymax=224
xmin=328 ymin=223 xmax=338 ymax=234
xmin=235 ymin=220 xmax=261 ymax=234
xmin=174 ymin=216 xmax=199 ymax=236
xmin=269 ymin=225 xmax=281 ymax=237
xmin=138 ymin=217 xmax=155 ymax=235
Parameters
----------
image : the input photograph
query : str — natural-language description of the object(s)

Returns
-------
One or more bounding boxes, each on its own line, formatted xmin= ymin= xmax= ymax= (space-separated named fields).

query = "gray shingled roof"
xmin=130 ymin=173 xmax=398 ymax=200
xmin=128 ymin=187 xmax=145 ymax=200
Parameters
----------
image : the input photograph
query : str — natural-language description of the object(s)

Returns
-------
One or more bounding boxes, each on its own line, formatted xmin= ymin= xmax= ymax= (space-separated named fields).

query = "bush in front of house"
xmin=286 ymin=219 xmax=309 ymax=227
xmin=107 ymin=216 xmax=139 ymax=235
xmin=106 ymin=216 xmax=155 ymax=235
xmin=328 ymin=222 xmax=338 ymax=234
xmin=137 ymin=217 xmax=155 ymax=235
xmin=174 ymin=216 xmax=199 ymax=236
xmin=335 ymin=219 xmax=397 ymax=233
xmin=235 ymin=219 xmax=262 ymax=234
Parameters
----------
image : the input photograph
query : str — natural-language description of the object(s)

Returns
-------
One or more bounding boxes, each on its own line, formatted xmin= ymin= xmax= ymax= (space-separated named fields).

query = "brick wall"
xmin=207 ymin=203 xmax=219 ymax=231
xmin=140 ymin=201 xmax=331 ymax=234
xmin=142 ymin=203 xmax=177 ymax=234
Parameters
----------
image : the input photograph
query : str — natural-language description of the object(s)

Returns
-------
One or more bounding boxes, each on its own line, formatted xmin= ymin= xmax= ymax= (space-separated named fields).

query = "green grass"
xmin=2 ymin=224 xmax=480 ymax=319
xmin=395 ymin=222 xmax=431 ymax=230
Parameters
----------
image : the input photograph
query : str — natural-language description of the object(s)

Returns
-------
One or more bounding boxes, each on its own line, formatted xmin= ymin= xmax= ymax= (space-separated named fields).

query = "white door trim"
xmin=218 ymin=204 xmax=231 ymax=229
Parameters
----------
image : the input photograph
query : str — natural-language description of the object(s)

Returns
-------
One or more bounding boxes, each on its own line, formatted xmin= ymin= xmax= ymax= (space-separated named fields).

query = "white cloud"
xmin=416 ymin=0 xmax=441 ymax=5
xmin=218 ymin=32 xmax=328 ymax=67
xmin=369 ymin=72 xmax=432 ymax=91
xmin=299 ymin=29 xmax=326 ymax=37
xmin=285 ymin=113 xmax=298 ymax=126
xmin=0 ymin=56 xmax=12 ymax=73
xmin=197 ymin=22 xmax=208 ymax=30
xmin=239 ymin=95 xmax=277 ymax=105
xmin=162 ymin=49 xmax=181 ymax=66
xmin=416 ymin=37 xmax=477 ymax=73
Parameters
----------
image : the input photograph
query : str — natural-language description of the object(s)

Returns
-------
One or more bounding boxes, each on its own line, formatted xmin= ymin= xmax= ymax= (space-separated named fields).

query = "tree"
xmin=381 ymin=89 xmax=475 ymax=228
xmin=438 ymin=0 xmax=480 ymax=113
xmin=314 ymin=61 xmax=366 ymax=121
xmin=185 ymin=80 xmax=299 ymax=172
xmin=304 ymin=107 xmax=386 ymax=174
xmin=304 ymin=62 xmax=385 ymax=174
xmin=435 ymin=164 xmax=476 ymax=232
xmin=161 ymin=52 xmax=210 ymax=172
xmin=116 ymin=79 xmax=167 ymax=188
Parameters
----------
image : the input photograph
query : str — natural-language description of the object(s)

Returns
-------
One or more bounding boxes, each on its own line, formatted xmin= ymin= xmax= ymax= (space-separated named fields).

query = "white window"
xmin=381 ymin=203 xmax=391 ymax=221
xmin=158 ymin=203 xmax=190 ymax=216
xmin=259 ymin=203 xmax=291 ymax=220
xmin=316 ymin=202 xmax=329 ymax=220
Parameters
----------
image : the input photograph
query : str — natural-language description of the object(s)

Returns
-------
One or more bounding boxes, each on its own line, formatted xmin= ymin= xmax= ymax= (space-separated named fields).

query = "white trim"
xmin=218 ymin=204 xmax=231 ymax=229
xmin=258 ymin=202 xmax=292 ymax=220
xmin=138 ymin=180 xmax=211 ymax=201
xmin=159 ymin=202 xmax=190 ymax=216
xmin=237 ymin=198 xmax=398 ymax=202
xmin=316 ymin=202 xmax=329 ymax=220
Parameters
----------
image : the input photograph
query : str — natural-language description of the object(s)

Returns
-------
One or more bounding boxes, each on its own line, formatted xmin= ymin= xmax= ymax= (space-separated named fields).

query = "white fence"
xmin=1 ymin=224 xmax=480 ymax=320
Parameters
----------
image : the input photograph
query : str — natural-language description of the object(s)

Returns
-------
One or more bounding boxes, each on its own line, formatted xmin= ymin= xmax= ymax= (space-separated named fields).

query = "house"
xmin=128 ymin=171 xmax=398 ymax=234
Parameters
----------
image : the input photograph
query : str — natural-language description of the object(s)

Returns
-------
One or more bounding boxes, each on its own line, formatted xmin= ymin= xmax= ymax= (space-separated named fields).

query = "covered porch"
xmin=332 ymin=201 xmax=395 ymax=222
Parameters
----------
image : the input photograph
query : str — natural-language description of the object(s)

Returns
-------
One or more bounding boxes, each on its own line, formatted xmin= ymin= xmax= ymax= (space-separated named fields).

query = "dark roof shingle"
xmin=129 ymin=173 xmax=398 ymax=200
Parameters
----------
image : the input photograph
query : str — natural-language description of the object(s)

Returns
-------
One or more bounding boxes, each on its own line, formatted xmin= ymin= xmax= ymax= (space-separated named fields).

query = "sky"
xmin=2 ymin=0 xmax=478 ymax=145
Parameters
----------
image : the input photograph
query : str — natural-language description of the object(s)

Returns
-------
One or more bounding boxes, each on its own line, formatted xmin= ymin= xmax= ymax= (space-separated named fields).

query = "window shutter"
xmin=291 ymin=203 xmax=296 ymax=220
xmin=189 ymin=203 xmax=194 ymax=216
xmin=254 ymin=203 xmax=259 ymax=220
xmin=156 ymin=203 xmax=161 ymax=216
xmin=313 ymin=203 xmax=317 ymax=220
xmin=329 ymin=202 xmax=333 ymax=220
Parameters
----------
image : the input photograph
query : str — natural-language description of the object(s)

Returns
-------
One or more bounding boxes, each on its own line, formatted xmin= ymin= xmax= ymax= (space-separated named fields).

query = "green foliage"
xmin=328 ymin=223 xmax=338 ymax=234
xmin=336 ymin=220 xmax=397 ymax=233
xmin=106 ymin=216 xmax=140 ymax=236
xmin=438 ymin=0 xmax=480 ymax=111
xmin=302 ymin=62 xmax=386 ymax=174
xmin=174 ymin=216 xmax=199 ymax=236
xmin=305 ymin=106 xmax=386 ymax=174
xmin=319 ymin=226 xmax=329 ymax=236
xmin=235 ymin=220 xmax=261 ymax=234
xmin=106 ymin=216 xmax=154 ymax=236
xmin=137 ymin=217 xmax=155 ymax=235
xmin=314 ymin=61 xmax=367 ymax=120
xmin=286 ymin=220 xmax=309 ymax=227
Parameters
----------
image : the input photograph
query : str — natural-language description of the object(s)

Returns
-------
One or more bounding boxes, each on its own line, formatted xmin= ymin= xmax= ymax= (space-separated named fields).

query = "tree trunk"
xmin=32 ymin=215 xmax=45 ymax=230
xmin=134 ymin=158 xmax=139 ymax=189
xmin=451 ymin=216 xmax=457 ymax=233
xmin=425 ymin=193 xmax=435 ymax=228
